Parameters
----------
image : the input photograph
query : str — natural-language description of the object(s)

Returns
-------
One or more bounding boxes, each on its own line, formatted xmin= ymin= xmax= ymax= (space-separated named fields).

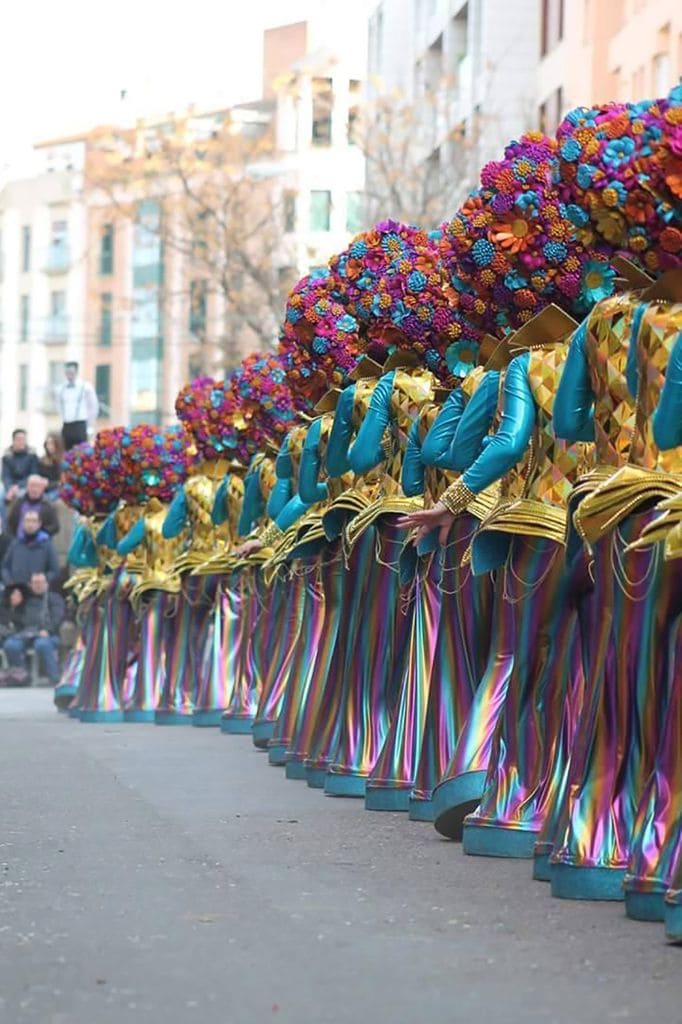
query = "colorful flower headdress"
xmin=220 ymin=353 xmax=298 ymax=463
xmin=59 ymin=442 xmax=118 ymax=516
xmin=278 ymin=269 xmax=363 ymax=408
xmin=556 ymin=87 xmax=682 ymax=273
xmin=438 ymin=132 xmax=616 ymax=336
xmin=328 ymin=220 xmax=465 ymax=380
xmin=175 ymin=375 xmax=243 ymax=461
xmin=118 ymin=423 xmax=190 ymax=504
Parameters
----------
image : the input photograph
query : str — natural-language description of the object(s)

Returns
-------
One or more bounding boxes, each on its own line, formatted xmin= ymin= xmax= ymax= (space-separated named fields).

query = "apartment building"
xmin=538 ymin=0 xmax=682 ymax=133
xmin=0 ymin=140 xmax=88 ymax=448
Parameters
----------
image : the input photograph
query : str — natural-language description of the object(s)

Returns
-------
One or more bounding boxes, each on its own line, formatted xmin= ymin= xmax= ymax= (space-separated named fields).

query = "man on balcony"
xmin=57 ymin=361 xmax=99 ymax=451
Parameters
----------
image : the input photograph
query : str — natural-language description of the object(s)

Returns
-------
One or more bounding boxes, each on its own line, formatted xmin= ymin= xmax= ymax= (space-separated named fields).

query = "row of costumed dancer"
xmin=56 ymin=87 xmax=682 ymax=940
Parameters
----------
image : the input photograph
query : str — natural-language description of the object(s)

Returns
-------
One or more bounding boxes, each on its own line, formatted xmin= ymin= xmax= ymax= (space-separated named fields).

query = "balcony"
xmin=45 ymin=314 xmax=69 ymax=343
xmin=45 ymin=245 xmax=71 ymax=274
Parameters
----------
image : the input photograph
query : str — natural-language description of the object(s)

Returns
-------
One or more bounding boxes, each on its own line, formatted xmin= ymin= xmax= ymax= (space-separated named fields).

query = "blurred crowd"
xmin=0 ymin=428 xmax=74 ymax=685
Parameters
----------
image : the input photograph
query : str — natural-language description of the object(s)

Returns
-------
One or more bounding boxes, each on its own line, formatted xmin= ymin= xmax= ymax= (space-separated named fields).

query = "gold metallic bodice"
xmin=249 ymin=453 xmax=277 ymax=531
xmin=383 ymin=369 xmax=436 ymax=494
xmin=585 ymin=292 xmax=639 ymax=467
xmin=631 ymin=301 xmax=682 ymax=474
xmin=527 ymin=344 xmax=593 ymax=506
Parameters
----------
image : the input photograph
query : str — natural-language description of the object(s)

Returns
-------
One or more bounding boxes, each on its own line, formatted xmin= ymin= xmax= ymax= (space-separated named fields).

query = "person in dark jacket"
xmin=2 ymin=572 xmax=65 ymax=683
xmin=6 ymin=475 xmax=60 ymax=538
xmin=1 ymin=509 xmax=59 ymax=585
xmin=1 ymin=429 xmax=39 ymax=505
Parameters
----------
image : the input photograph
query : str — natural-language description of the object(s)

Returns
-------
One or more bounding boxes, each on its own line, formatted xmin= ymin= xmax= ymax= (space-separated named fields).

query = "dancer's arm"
xmin=421 ymin=390 xmax=466 ymax=468
xmin=450 ymin=371 xmax=501 ymax=471
xmin=117 ymin=518 xmax=145 ymax=556
xmin=554 ymin=320 xmax=595 ymax=441
xmin=299 ymin=418 xmax=329 ymax=504
xmin=162 ymin=488 xmax=188 ymax=539
xmin=349 ymin=372 xmax=396 ymax=475
xmin=654 ymin=332 xmax=682 ymax=450
xmin=326 ymin=384 xmax=356 ymax=478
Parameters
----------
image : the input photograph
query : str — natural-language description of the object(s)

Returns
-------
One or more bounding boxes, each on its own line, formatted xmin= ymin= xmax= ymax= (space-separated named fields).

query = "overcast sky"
xmin=3 ymin=0 xmax=374 ymax=175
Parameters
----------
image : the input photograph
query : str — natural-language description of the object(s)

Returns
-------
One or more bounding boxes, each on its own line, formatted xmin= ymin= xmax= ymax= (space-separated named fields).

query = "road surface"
xmin=1 ymin=689 xmax=679 ymax=1024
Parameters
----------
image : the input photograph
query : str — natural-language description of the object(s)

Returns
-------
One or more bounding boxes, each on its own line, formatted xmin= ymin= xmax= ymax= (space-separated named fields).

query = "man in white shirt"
xmin=58 ymin=361 xmax=99 ymax=451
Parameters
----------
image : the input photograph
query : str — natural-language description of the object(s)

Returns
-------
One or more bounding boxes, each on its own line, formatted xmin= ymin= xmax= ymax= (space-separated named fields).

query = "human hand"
xmin=233 ymin=539 xmax=263 ymax=558
xmin=396 ymin=501 xmax=454 ymax=547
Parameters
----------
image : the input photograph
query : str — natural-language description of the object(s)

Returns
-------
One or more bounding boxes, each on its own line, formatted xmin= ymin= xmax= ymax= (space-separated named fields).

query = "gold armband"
xmin=260 ymin=522 xmax=284 ymax=548
xmin=440 ymin=479 xmax=476 ymax=517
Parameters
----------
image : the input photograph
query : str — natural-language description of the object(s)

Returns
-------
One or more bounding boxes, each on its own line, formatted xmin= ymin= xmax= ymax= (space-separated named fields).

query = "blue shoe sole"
xmin=433 ymin=771 xmax=486 ymax=840
xmin=124 ymin=709 xmax=156 ymax=723
xmin=365 ymin=787 xmax=411 ymax=812
xmin=665 ymin=903 xmax=682 ymax=942
xmin=408 ymin=797 xmax=435 ymax=822
xmin=252 ymin=721 xmax=275 ymax=748
xmin=155 ymin=712 xmax=193 ymax=725
xmin=192 ymin=710 xmax=224 ymax=727
xmin=221 ymin=717 xmax=254 ymax=735
xmin=550 ymin=863 xmax=625 ymax=901
xmin=624 ymin=890 xmax=665 ymax=922
xmin=268 ymin=743 xmax=288 ymax=765
xmin=79 ymin=710 xmax=124 ymax=724
xmin=306 ymin=768 xmax=328 ymax=789
xmin=463 ymin=822 xmax=537 ymax=859
xmin=324 ymin=772 xmax=366 ymax=798
xmin=285 ymin=761 xmax=308 ymax=780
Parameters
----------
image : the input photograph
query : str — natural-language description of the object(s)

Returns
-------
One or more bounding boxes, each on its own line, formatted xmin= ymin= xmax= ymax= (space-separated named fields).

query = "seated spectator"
xmin=7 ymin=475 xmax=60 ymax=538
xmin=37 ymin=432 xmax=64 ymax=500
xmin=1 ymin=509 xmax=59 ymax=586
xmin=1 ymin=429 xmax=39 ymax=511
xmin=1 ymin=573 xmax=65 ymax=685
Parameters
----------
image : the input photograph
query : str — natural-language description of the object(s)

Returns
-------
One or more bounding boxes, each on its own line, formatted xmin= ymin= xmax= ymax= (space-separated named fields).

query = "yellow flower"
xmin=594 ymin=207 xmax=625 ymax=243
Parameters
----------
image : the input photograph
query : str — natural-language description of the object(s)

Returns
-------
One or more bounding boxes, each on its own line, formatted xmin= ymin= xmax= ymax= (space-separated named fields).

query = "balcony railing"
xmin=45 ymin=315 xmax=69 ymax=342
xmin=45 ymin=245 xmax=71 ymax=274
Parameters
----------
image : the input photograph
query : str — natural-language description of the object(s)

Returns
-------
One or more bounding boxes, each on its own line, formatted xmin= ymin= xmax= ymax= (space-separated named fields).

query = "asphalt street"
xmin=1 ymin=688 xmax=680 ymax=1024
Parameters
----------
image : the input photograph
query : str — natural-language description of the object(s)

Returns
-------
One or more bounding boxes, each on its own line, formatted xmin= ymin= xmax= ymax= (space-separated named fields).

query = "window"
xmin=46 ymin=361 xmax=63 ymax=413
xmin=21 ymin=226 xmax=31 ymax=273
xmin=653 ymin=51 xmax=671 ymax=94
xmin=283 ymin=190 xmax=297 ymax=233
xmin=310 ymin=190 xmax=331 ymax=232
xmin=312 ymin=78 xmax=333 ymax=145
xmin=188 ymin=353 xmax=203 ymax=380
xmin=49 ymin=290 xmax=67 ymax=340
xmin=50 ymin=290 xmax=66 ymax=317
xmin=100 ymin=223 xmax=114 ymax=275
xmin=538 ymin=86 xmax=564 ymax=134
xmin=95 ymin=364 xmax=111 ymax=416
xmin=47 ymin=220 xmax=69 ymax=270
xmin=189 ymin=280 xmax=207 ymax=337
xmin=346 ymin=192 xmax=364 ymax=233
xmin=133 ymin=200 xmax=162 ymax=272
xmin=19 ymin=365 xmax=28 ymax=411
xmin=541 ymin=0 xmax=564 ymax=56
xmin=20 ymin=295 xmax=29 ymax=342
xmin=100 ymin=292 xmax=113 ymax=346
xmin=348 ymin=80 xmax=361 ymax=144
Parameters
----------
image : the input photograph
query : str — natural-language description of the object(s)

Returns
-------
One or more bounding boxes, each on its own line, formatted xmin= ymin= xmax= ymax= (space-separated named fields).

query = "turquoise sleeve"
xmin=554 ymin=320 xmax=596 ymax=442
xmin=238 ymin=466 xmax=264 ymax=536
xmin=461 ymin=355 xmax=535 ymax=493
xmin=267 ymin=477 xmax=292 ymax=520
xmin=349 ymin=371 xmax=396 ymax=475
xmin=299 ymin=418 xmax=328 ymax=504
xmin=275 ymin=434 xmax=293 ymax=480
xmin=451 ymin=371 xmax=501 ymax=471
xmin=401 ymin=419 xmax=424 ymax=497
xmin=96 ymin=511 xmax=118 ymax=549
xmin=68 ymin=525 xmax=99 ymax=567
xmin=421 ymin=390 xmax=467 ymax=468
xmin=162 ymin=488 xmax=188 ymax=539
xmin=326 ymin=384 xmax=356 ymax=478
xmin=117 ymin=518 xmax=145 ymax=556
xmin=275 ymin=495 xmax=311 ymax=532
xmin=654 ymin=332 xmax=682 ymax=450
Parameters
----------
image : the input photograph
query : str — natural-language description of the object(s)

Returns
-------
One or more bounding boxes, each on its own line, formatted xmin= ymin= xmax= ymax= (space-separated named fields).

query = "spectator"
xmin=7 ymin=475 xmax=60 ymax=539
xmin=1 ymin=509 xmax=59 ymax=586
xmin=1 ymin=429 xmax=39 ymax=515
xmin=37 ymin=432 xmax=64 ymax=499
xmin=1 ymin=573 xmax=65 ymax=685
xmin=57 ymin=361 xmax=99 ymax=451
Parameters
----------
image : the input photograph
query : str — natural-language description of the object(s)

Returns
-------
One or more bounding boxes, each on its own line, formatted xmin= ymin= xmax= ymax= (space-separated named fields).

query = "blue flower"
xmin=543 ymin=241 xmax=568 ymax=264
xmin=390 ymin=300 xmax=409 ymax=325
xmin=560 ymin=138 xmax=582 ymax=162
xmin=337 ymin=314 xmax=358 ymax=333
xmin=425 ymin=349 xmax=440 ymax=369
xmin=566 ymin=203 xmax=589 ymax=227
xmin=349 ymin=240 xmax=368 ymax=258
xmin=471 ymin=238 xmax=495 ymax=267
xmin=603 ymin=137 xmax=636 ymax=168
xmin=407 ymin=270 xmax=427 ymax=293
xmin=445 ymin=339 xmax=480 ymax=378
xmin=576 ymin=163 xmax=597 ymax=189
xmin=504 ymin=270 xmax=526 ymax=290
xmin=563 ymin=107 xmax=597 ymax=128
xmin=516 ymin=191 xmax=540 ymax=216
xmin=310 ymin=267 xmax=329 ymax=282
xmin=580 ymin=260 xmax=617 ymax=305
xmin=669 ymin=84 xmax=682 ymax=104
xmin=312 ymin=335 xmax=329 ymax=354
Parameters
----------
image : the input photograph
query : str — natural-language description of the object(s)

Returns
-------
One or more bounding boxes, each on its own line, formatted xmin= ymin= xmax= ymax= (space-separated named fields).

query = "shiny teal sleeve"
xmin=267 ymin=477 xmax=292 ymax=520
xmin=211 ymin=475 xmax=230 ymax=526
xmin=162 ymin=488 xmax=188 ymax=539
xmin=451 ymin=371 xmax=501 ymax=472
xmin=326 ymin=384 xmax=356 ymax=478
xmin=239 ymin=464 xmax=265 ymax=536
xmin=349 ymin=371 xmax=396 ymax=475
xmin=421 ymin=390 xmax=467 ymax=468
xmin=117 ymin=518 xmax=145 ymax=556
xmin=554 ymin=320 xmax=596 ymax=441
xmin=68 ymin=524 xmax=99 ymax=567
xmin=96 ymin=511 xmax=118 ymax=549
xmin=654 ymin=332 xmax=682 ymax=450
xmin=275 ymin=434 xmax=293 ymax=480
xmin=460 ymin=355 xmax=535 ymax=493
xmin=275 ymin=495 xmax=310 ymax=532
xmin=401 ymin=419 xmax=424 ymax=497
xmin=625 ymin=302 xmax=650 ymax=400
xmin=299 ymin=418 xmax=329 ymax=504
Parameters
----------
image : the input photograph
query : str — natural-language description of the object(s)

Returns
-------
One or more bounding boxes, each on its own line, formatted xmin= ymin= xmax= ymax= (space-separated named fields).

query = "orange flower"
xmin=660 ymin=227 xmax=682 ymax=253
xmin=624 ymin=191 xmax=654 ymax=224
xmin=490 ymin=216 xmax=533 ymax=254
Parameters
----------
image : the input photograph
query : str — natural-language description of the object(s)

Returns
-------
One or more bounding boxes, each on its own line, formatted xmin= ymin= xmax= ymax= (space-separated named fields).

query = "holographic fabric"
xmin=221 ymin=570 xmax=263 ymax=732
xmin=409 ymin=514 xmax=494 ymax=821
xmin=550 ymin=510 xmax=682 ymax=900
xmin=77 ymin=591 xmax=124 ymax=722
xmin=125 ymin=591 xmax=171 ymax=722
xmin=155 ymin=586 xmax=198 ymax=723
xmin=192 ymin=578 xmax=240 ymax=725
xmin=252 ymin=573 xmax=307 ymax=745
xmin=325 ymin=519 xmax=412 ymax=796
